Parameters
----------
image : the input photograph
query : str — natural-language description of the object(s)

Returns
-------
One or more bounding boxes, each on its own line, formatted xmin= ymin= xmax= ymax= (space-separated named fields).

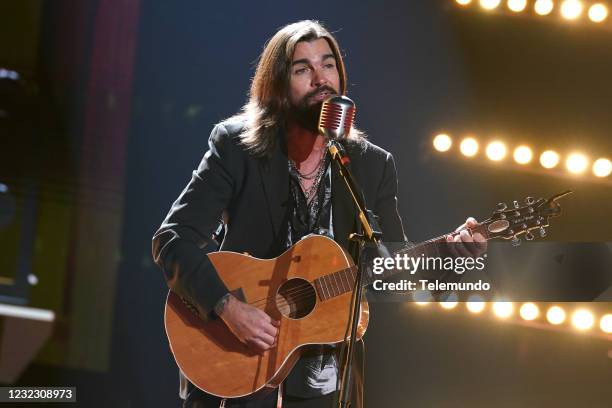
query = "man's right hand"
xmin=218 ymin=295 xmax=280 ymax=354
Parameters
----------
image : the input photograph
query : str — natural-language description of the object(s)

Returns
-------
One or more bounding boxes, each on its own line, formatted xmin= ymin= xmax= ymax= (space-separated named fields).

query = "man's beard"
xmin=288 ymin=85 xmax=338 ymax=133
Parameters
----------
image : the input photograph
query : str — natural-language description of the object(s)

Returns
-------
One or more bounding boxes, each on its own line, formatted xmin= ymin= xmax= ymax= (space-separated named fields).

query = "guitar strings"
xmin=244 ymin=239 xmax=441 ymax=309
xmin=247 ymin=271 xmax=351 ymax=308
xmin=246 ymin=265 xmax=355 ymax=308
xmin=243 ymin=229 xmax=479 ymax=310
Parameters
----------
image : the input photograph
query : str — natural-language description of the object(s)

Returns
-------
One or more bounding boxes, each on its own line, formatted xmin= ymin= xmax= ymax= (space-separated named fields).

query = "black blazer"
xmin=152 ymin=119 xmax=406 ymax=317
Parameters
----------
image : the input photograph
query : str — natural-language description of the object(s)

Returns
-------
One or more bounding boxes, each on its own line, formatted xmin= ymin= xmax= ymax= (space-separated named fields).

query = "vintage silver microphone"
xmin=317 ymin=95 xmax=356 ymax=140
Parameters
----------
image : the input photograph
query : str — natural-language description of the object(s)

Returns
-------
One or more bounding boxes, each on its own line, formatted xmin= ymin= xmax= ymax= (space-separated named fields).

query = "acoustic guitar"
xmin=164 ymin=191 xmax=570 ymax=399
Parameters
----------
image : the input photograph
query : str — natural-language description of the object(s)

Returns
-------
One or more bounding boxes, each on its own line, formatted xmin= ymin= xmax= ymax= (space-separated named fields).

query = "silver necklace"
xmin=301 ymin=158 xmax=327 ymax=203
xmin=290 ymin=149 xmax=326 ymax=180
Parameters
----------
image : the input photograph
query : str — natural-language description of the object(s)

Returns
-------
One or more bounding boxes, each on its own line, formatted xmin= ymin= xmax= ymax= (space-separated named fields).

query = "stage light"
xmin=588 ymin=3 xmax=608 ymax=22
xmin=571 ymin=309 xmax=594 ymax=330
xmin=546 ymin=305 xmax=566 ymax=325
xmin=413 ymin=290 xmax=432 ymax=305
xmin=513 ymin=145 xmax=533 ymax=164
xmin=593 ymin=158 xmax=612 ymax=177
xmin=535 ymin=0 xmax=555 ymax=15
xmin=0 ymin=68 xmax=20 ymax=80
xmin=460 ymin=137 xmax=479 ymax=157
xmin=480 ymin=0 xmax=502 ymax=10
xmin=492 ymin=302 xmax=513 ymax=318
xmin=600 ymin=314 xmax=612 ymax=333
xmin=440 ymin=301 xmax=458 ymax=309
xmin=433 ymin=134 xmax=452 ymax=152
xmin=508 ymin=0 xmax=527 ymax=12
xmin=566 ymin=153 xmax=588 ymax=174
xmin=466 ymin=296 xmax=486 ymax=313
xmin=519 ymin=303 xmax=539 ymax=321
xmin=540 ymin=150 xmax=560 ymax=169
xmin=440 ymin=292 xmax=459 ymax=309
xmin=561 ymin=0 xmax=583 ymax=20
xmin=456 ymin=0 xmax=473 ymax=5
xmin=486 ymin=141 xmax=507 ymax=161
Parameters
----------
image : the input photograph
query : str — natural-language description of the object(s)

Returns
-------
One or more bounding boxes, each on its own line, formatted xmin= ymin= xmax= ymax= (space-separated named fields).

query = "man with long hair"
xmin=153 ymin=20 xmax=484 ymax=408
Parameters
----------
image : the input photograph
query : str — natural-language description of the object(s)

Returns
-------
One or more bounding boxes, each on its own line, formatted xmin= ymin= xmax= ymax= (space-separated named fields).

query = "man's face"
xmin=288 ymin=38 xmax=340 ymax=131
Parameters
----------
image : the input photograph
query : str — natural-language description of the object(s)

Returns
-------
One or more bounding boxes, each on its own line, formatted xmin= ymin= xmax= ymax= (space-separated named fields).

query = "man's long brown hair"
xmin=228 ymin=20 xmax=364 ymax=157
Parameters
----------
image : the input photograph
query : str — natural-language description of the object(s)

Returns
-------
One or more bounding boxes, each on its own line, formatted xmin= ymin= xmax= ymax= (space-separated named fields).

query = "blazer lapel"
xmin=258 ymin=137 xmax=289 ymax=244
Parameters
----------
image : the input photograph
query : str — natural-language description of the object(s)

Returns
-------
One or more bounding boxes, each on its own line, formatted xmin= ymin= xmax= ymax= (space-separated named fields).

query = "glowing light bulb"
xmin=480 ymin=0 xmax=502 ymax=10
xmin=561 ymin=0 xmax=584 ymax=20
xmin=546 ymin=306 xmax=566 ymax=325
xmin=493 ymin=302 xmax=513 ymax=318
xmin=566 ymin=153 xmax=588 ymax=174
xmin=593 ymin=158 xmax=612 ymax=177
xmin=520 ymin=303 xmax=539 ymax=321
xmin=600 ymin=314 xmax=612 ymax=333
xmin=535 ymin=0 xmax=554 ymax=15
xmin=486 ymin=141 xmax=507 ymax=161
xmin=508 ymin=0 xmax=527 ymax=12
xmin=571 ymin=309 xmax=594 ymax=330
xmin=467 ymin=296 xmax=486 ymax=313
xmin=433 ymin=134 xmax=452 ymax=152
xmin=513 ymin=146 xmax=533 ymax=164
xmin=588 ymin=3 xmax=608 ymax=22
xmin=440 ymin=292 xmax=459 ymax=309
xmin=540 ymin=150 xmax=560 ymax=169
xmin=460 ymin=138 xmax=479 ymax=157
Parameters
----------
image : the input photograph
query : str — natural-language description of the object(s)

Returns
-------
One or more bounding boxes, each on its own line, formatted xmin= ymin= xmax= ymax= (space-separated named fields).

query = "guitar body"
xmin=164 ymin=235 xmax=369 ymax=399
xmin=163 ymin=190 xmax=570 ymax=400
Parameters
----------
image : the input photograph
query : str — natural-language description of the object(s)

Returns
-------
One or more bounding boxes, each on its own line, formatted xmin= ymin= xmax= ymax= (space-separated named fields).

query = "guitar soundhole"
xmin=276 ymin=278 xmax=316 ymax=319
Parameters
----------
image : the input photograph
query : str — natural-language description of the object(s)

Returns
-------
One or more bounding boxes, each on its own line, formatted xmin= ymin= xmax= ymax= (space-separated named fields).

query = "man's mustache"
xmin=303 ymin=86 xmax=338 ymax=101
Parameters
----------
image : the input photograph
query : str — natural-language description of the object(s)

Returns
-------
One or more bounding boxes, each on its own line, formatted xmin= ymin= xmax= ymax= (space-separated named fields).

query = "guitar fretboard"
xmin=313 ymin=224 xmax=489 ymax=301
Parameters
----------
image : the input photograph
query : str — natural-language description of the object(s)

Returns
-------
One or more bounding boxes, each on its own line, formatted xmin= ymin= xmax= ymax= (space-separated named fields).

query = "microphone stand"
xmin=328 ymin=140 xmax=386 ymax=408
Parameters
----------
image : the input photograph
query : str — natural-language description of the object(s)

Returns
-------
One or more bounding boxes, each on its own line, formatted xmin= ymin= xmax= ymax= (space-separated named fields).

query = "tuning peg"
xmin=525 ymin=196 xmax=535 ymax=205
xmin=497 ymin=202 xmax=507 ymax=211
xmin=511 ymin=235 xmax=521 ymax=247
xmin=525 ymin=232 xmax=534 ymax=241
xmin=513 ymin=200 xmax=520 ymax=209
xmin=539 ymin=227 xmax=547 ymax=237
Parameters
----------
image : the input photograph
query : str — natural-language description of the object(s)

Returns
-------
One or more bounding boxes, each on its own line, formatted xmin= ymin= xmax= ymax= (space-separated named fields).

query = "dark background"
xmin=2 ymin=0 xmax=611 ymax=406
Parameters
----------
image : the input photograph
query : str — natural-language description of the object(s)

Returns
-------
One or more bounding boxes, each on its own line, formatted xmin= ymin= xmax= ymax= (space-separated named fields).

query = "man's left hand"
xmin=445 ymin=217 xmax=487 ymax=258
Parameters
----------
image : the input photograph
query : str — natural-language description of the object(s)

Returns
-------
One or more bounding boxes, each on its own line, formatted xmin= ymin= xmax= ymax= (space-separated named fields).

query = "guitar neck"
xmin=314 ymin=224 xmax=491 ymax=300
xmin=362 ymin=223 xmax=491 ymax=285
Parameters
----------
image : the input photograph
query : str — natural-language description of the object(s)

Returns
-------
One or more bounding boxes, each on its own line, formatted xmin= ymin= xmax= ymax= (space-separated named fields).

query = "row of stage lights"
xmin=455 ymin=0 xmax=609 ymax=23
xmin=432 ymin=133 xmax=612 ymax=178
xmin=413 ymin=295 xmax=612 ymax=335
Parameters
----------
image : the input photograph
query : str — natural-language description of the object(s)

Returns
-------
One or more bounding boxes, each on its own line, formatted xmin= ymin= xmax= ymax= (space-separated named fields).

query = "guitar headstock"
xmin=481 ymin=190 xmax=572 ymax=246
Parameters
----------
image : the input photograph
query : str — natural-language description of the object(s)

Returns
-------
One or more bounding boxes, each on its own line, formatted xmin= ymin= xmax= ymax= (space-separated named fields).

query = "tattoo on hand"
xmin=214 ymin=293 xmax=231 ymax=316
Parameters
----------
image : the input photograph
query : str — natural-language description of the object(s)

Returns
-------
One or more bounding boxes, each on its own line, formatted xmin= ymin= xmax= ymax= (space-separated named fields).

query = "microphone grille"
xmin=318 ymin=95 xmax=356 ymax=140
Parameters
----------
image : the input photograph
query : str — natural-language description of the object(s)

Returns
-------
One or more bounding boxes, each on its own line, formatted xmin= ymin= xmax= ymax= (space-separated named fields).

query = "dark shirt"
xmin=284 ymin=152 xmax=339 ymax=398
xmin=287 ymin=152 xmax=333 ymax=244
